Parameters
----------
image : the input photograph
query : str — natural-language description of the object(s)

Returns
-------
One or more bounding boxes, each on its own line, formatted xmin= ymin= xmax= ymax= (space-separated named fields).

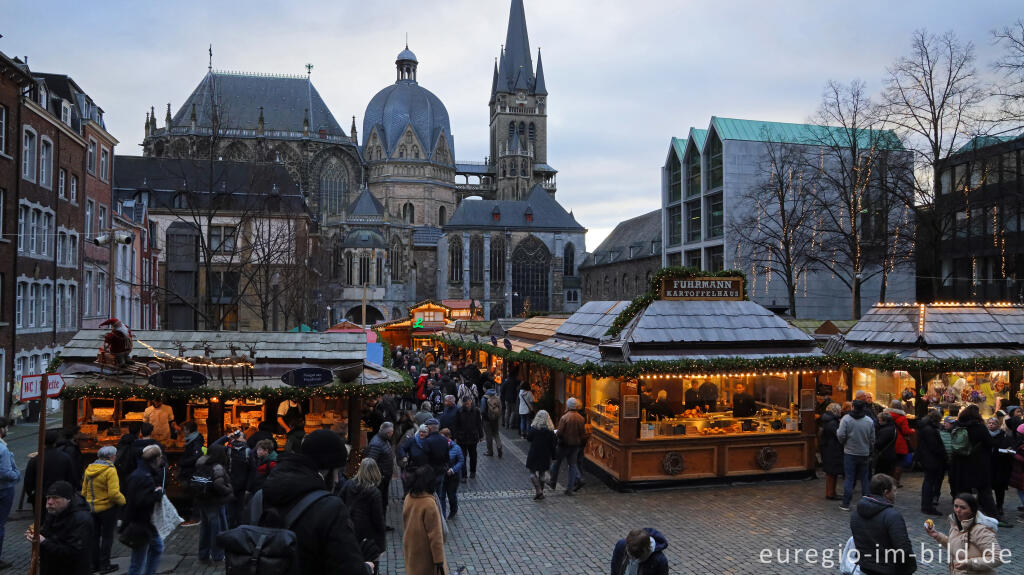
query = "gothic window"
xmin=359 ymin=254 xmax=370 ymax=284
xmin=563 ymin=243 xmax=575 ymax=276
xmin=376 ymin=257 xmax=383 ymax=285
xmin=345 ymin=252 xmax=354 ymax=285
xmin=529 ymin=123 xmax=536 ymax=143
xmin=448 ymin=236 xmax=463 ymax=283
xmin=490 ymin=235 xmax=505 ymax=282
xmin=508 ymin=121 xmax=515 ymax=146
xmin=518 ymin=122 xmax=527 ymax=149
xmin=320 ymin=158 xmax=347 ymax=216
xmin=402 ymin=202 xmax=415 ymax=224
xmin=511 ymin=236 xmax=550 ymax=315
xmin=222 ymin=142 xmax=252 ymax=162
xmin=390 ymin=239 xmax=404 ymax=279
xmin=511 ymin=162 xmax=517 ymax=177
xmin=470 ymin=236 xmax=484 ymax=284
xmin=501 ymin=163 xmax=507 ymax=178
xmin=398 ymin=145 xmax=406 ymax=159
xmin=438 ymin=206 xmax=447 ymax=226
xmin=412 ymin=145 xmax=420 ymax=159
xmin=521 ymin=160 xmax=527 ymax=176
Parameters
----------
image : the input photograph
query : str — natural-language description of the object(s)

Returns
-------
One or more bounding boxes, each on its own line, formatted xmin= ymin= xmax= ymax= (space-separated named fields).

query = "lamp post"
xmin=93 ymin=229 xmax=134 ymax=320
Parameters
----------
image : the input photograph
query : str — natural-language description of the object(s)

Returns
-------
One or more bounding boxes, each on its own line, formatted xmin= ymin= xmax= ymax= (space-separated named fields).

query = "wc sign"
xmin=20 ymin=374 xmax=66 ymax=401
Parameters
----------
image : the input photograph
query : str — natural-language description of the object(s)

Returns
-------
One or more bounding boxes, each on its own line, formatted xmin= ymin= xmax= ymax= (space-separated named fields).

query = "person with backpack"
xmin=837 ymin=399 xmax=877 ymax=511
xmin=24 ymin=430 xmax=78 ymax=509
xmin=122 ymin=444 xmax=166 ymax=575
xmin=338 ymin=458 xmax=386 ymax=571
xmin=114 ymin=422 xmax=141 ymax=485
xmin=453 ymin=396 xmax=483 ymax=481
xmin=482 ymin=388 xmax=503 ymax=458
xmin=438 ymin=428 xmax=464 ymax=519
xmin=949 ymin=404 xmax=1001 ymax=521
xmin=518 ymin=381 xmax=535 ymax=438
xmin=193 ymin=444 xmax=234 ymax=564
xmin=224 ymin=429 xmax=371 ymax=574
xmin=81 ymin=446 xmax=125 ymax=574
xmin=177 ymin=421 xmax=205 ymax=527
xmin=849 ymin=473 xmax=917 ymax=575
xmin=402 ymin=466 xmax=447 ymax=575
xmin=213 ymin=430 xmax=254 ymax=528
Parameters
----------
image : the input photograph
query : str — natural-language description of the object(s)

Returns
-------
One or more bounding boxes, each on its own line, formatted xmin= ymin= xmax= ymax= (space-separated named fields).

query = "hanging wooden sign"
xmin=661 ymin=277 xmax=743 ymax=301
xmin=281 ymin=367 xmax=334 ymax=388
xmin=149 ymin=369 xmax=208 ymax=390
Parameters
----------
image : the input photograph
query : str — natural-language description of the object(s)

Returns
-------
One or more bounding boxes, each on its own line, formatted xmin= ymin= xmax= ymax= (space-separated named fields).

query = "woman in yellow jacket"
xmin=925 ymin=493 xmax=1003 ymax=574
xmin=82 ymin=445 xmax=126 ymax=574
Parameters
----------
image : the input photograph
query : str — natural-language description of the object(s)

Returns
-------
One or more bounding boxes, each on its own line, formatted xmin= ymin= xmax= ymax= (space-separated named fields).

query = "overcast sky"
xmin=4 ymin=0 xmax=1020 ymax=248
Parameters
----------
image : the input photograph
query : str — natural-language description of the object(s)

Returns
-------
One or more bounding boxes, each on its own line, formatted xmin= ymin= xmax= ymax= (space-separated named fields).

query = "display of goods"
xmin=92 ymin=408 xmax=114 ymax=421
xmin=700 ymin=427 xmax=729 ymax=435
xmin=193 ymin=408 xmax=209 ymax=419
xmin=680 ymin=409 xmax=705 ymax=418
xmin=123 ymin=411 xmax=145 ymax=421
xmin=968 ymin=390 xmax=985 ymax=403
xmin=993 ymin=381 xmax=1007 ymax=393
xmin=79 ymin=424 xmax=98 ymax=435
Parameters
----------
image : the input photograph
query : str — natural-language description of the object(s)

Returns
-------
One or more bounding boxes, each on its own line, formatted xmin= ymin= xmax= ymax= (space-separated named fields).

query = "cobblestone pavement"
xmin=5 ymin=422 xmax=1024 ymax=574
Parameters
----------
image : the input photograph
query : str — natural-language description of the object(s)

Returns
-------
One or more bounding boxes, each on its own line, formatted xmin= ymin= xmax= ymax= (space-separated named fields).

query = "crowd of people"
xmin=820 ymin=391 xmax=1022 ymax=574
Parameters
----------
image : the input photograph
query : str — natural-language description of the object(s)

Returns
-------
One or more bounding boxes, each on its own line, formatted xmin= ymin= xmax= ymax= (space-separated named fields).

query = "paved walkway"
xmin=4 ymin=424 xmax=1023 ymax=573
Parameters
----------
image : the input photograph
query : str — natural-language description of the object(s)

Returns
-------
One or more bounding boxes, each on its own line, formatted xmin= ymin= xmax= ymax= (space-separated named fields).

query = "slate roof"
xmin=842 ymin=304 xmax=1024 ymax=349
xmin=625 ymin=301 xmax=816 ymax=346
xmin=412 ymin=226 xmax=443 ymax=247
xmin=581 ymin=210 xmax=661 ymax=269
xmin=340 ymin=229 xmax=386 ymax=249
xmin=495 ymin=318 xmax=524 ymax=333
xmin=171 ymin=71 xmax=345 ymax=136
xmin=529 ymin=337 xmax=601 ymax=365
xmin=444 ymin=185 xmax=585 ymax=231
xmin=363 ymin=75 xmax=453 ymax=161
xmin=455 ymin=163 xmax=494 ymax=175
xmin=554 ymin=301 xmax=630 ymax=341
xmin=114 ymin=155 xmax=306 ymax=214
xmin=348 ymin=187 xmax=386 ymax=218
xmin=496 ymin=0 xmax=539 ymax=95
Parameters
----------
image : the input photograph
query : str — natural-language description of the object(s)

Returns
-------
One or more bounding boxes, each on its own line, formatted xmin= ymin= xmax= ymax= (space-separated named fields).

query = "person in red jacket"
xmin=415 ymin=371 xmax=429 ymax=402
xmin=99 ymin=318 xmax=133 ymax=366
xmin=884 ymin=400 xmax=916 ymax=488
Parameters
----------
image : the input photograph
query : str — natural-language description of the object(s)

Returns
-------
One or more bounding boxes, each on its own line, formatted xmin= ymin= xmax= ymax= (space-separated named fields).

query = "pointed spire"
xmin=534 ymin=48 xmax=547 ymax=95
xmin=257 ymin=106 xmax=265 ymax=135
xmin=149 ymin=106 xmax=157 ymax=132
xmin=165 ymin=103 xmax=172 ymax=128
xmin=350 ymin=116 xmax=359 ymax=144
xmin=489 ymin=58 xmax=499 ymax=104
xmin=502 ymin=0 xmax=534 ymax=92
xmin=145 ymin=111 xmax=150 ymax=136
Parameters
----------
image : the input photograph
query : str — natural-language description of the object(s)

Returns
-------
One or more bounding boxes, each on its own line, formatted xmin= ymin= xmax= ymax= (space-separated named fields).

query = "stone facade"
xmin=580 ymin=209 xmax=663 ymax=302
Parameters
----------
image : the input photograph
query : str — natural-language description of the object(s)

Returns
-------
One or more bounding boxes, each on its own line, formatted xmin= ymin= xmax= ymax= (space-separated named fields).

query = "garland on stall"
xmin=605 ymin=267 xmax=749 ymax=338
xmin=59 ymin=378 xmax=414 ymax=402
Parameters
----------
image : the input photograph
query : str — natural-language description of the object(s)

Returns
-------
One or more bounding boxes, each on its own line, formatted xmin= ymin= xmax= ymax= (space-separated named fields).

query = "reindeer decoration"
xmin=224 ymin=343 xmax=255 ymax=386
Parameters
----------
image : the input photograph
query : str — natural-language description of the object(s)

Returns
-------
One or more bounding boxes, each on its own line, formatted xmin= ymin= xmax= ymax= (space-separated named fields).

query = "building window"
xmin=953 ymin=164 xmax=967 ymax=192
xmin=438 ymin=206 xmax=447 ymax=226
xmin=390 ymin=240 xmax=403 ymax=279
xmin=511 ymin=236 xmax=551 ymax=315
xmin=22 ymin=128 xmax=37 ymax=181
xmin=707 ymin=132 xmax=723 ymax=190
xmin=706 ymin=193 xmax=723 ymax=239
xmin=686 ymin=145 xmax=701 ymax=197
xmin=40 ymin=284 xmax=50 ymax=327
xmin=87 ymin=139 xmax=96 ymax=174
xmin=61 ymin=102 xmax=72 ymax=125
xmin=345 ymin=252 xmax=354 ymax=284
xmin=68 ymin=284 xmax=77 ymax=330
xmin=490 ymin=235 xmax=505 ymax=282
xmin=85 ymin=200 xmax=94 ymax=236
xmin=1004 ymin=152 xmax=1019 ymax=183
xmin=470 ymin=236 xmax=484 ymax=283
xmin=706 ymin=245 xmax=725 ymax=272
xmin=58 ymin=169 xmax=66 ymax=198
xmin=668 ymin=152 xmax=682 ymax=203
xmin=208 ymin=225 xmax=237 ymax=253
xmin=320 ymin=159 xmax=347 ymax=216
xmin=17 ymin=206 xmax=26 ymax=252
xmin=448 ymin=236 xmax=463 ymax=283
xmin=100 ymin=148 xmax=110 ymax=181
xmin=685 ymin=249 xmax=702 ymax=270
xmin=667 ymin=205 xmax=682 ymax=246
xmin=402 ymin=202 xmax=415 ymax=224
xmin=686 ymin=200 xmax=701 ymax=243
xmin=29 ymin=210 xmax=38 ymax=254
xmin=359 ymin=254 xmax=370 ymax=285
xmin=563 ymin=243 xmax=575 ymax=276
xmin=210 ymin=271 xmax=239 ymax=302
xmin=0 ymin=190 xmax=3 ymax=238
xmin=98 ymin=204 xmax=107 ymax=230
xmin=529 ymin=122 xmax=536 ymax=143
xmin=29 ymin=284 xmax=38 ymax=327
xmin=70 ymin=175 xmax=78 ymax=202
xmin=39 ymin=138 xmax=52 ymax=189
xmin=0 ymin=105 xmax=6 ymax=154
xmin=173 ymin=193 xmax=188 ymax=209
xmin=85 ymin=271 xmax=92 ymax=315
xmin=16 ymin=282 xmax=24 ymax=327
xmin=40 ymin=213 xmax=51 ymax=256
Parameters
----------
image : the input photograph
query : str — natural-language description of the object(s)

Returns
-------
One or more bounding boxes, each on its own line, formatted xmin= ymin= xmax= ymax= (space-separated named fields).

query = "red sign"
xmin=20 ymin=374 xmax=66 ymax=401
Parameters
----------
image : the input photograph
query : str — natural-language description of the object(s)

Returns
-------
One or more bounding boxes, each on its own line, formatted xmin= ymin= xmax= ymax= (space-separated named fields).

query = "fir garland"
xmin=605 ymin=266 xmax=749 ymax=338
xmin=59 ymin=378 xmax=413 ymax=402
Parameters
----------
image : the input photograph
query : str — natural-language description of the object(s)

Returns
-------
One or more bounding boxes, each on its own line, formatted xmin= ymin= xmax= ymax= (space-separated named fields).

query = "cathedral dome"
xmin=362 ymin=47 xmax=454 ymax=163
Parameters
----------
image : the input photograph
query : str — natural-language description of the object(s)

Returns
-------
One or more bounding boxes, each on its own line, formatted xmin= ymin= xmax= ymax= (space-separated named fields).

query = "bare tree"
xmin=804 ymin=80 xmax=899 ymax=319
xmin=993 ymin=20 xmax=1024 ymax=129
xmin=730 ymin=132 xmax=817 ymax=317
xmin=237 ymin=212 xmax=311 ymax=330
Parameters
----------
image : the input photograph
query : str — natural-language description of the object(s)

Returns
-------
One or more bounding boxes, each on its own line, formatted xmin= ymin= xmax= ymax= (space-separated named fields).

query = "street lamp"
xmin=93 ymin=229 xmax=134 ymax=319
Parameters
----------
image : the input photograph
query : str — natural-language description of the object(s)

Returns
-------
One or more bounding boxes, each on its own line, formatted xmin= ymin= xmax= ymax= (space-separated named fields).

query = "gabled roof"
xmin=171 ymin=71 xmax=346 ymax=137
xmin=670 ymin=137 xmax=687 ymax=161
xmin=954 ymin=133 xmax=1024 ymax=156
xmin=445 ymin=185 xmax=585 ymax=231
xmin=348 ymin=187 xmax=386 ymax=218
xmin=844 ymin=304 xmax=1024 ymax=348
xmin=625 ymin=301 xmax=815 ymax=347
xmin=580 ymin=210 xmax=661 ymax=269
xmin=507 ymin=316 xmax=567 ymax=341
xmin=554 ymin=301 xmax=630 ymax=341
xmin=688 ymin=129 xmax=708 ymax=153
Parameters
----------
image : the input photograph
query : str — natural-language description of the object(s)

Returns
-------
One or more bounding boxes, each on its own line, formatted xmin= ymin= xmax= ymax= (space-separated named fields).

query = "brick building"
xmin=580 ymin=209 xmax=662 ymax=302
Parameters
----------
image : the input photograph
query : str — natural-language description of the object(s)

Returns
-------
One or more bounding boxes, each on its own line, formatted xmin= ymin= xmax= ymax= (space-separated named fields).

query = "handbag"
xmin=152 ymin=493 xmax=183 ymax=540
xmin=118 ymin=522 xmax=151 ymax=549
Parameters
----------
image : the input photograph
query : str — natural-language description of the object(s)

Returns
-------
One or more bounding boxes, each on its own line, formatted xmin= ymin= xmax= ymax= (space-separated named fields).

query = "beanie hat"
xmin=300 ymin=429 xmax=347 ymax=470
xmin=425 ymin=418 xmax=440 ymax=427
xmin=46 ymin=480 xmax=75 ymax=500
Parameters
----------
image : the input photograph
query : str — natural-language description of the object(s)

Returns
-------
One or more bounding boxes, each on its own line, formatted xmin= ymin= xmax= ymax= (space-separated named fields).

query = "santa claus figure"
xmin=99 ymin=318 xmax=133 ymax=366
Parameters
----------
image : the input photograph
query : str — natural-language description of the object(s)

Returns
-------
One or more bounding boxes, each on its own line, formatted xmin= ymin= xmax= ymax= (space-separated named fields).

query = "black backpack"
xmin=188 ymin=463 xmax=217 ymax=500
xmin=217 ymin=489 xmax=330 ymax=575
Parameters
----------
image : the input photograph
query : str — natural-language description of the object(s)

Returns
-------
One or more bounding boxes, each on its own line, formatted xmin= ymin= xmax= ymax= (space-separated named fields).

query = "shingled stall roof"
xmin=834 ymin=303 xmax=1024 ymax=360
xmin=508 ymin=316 xmax=568 ymax=342
xmin=437 ymin=316 xmax=566 ymax=354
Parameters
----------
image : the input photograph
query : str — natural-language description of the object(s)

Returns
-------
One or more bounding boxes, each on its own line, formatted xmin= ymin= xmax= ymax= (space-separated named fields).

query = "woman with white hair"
xmin=82 ymin=445 xmax=126 ymax=574
xmin=526 ymin=410 xmax=557 ymax=500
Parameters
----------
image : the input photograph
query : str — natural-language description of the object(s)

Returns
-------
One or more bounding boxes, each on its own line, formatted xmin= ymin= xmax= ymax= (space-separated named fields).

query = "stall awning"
xmin=507 ymin=316 xmax=568 ymax=341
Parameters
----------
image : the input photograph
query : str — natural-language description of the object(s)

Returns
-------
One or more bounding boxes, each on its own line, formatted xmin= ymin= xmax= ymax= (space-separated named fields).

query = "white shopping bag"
xmin=840 ymin=536 xmax=862 ymax=575
xmin=151 ymin=493 xmax=183 ymax=539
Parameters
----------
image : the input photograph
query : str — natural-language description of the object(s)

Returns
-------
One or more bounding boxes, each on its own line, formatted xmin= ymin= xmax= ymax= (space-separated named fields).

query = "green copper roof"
xmin=689 ymin=128 xmax=708 ymax=153
xmin=671 ymin=137 xmax=687 ymax=160
xmin=709 ymin=116 xmax=901 ymax=151
xmin=954 ymin=134 xmax=1023 ymax=155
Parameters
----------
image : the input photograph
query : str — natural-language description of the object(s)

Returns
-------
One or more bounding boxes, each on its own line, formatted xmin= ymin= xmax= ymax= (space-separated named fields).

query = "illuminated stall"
xmin=377 ymin=300 xmax=453 ymax=350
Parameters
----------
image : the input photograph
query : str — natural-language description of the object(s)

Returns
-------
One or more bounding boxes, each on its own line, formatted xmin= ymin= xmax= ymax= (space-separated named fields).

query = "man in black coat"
xmin=122 ymin=445 xmax=165 ymax=574
xmin=248 ymin=430 xmax=371 ymax=574
xmin=176 ymin=421 xmax=205 ymax=526
xmin=949 ymin=405 xmax=999 ymax=518
xmin=915 ymin=410 xmax=947 ymax=515
xmin=24 ymin=430 xmax=78 ymax=507
xmin=363 ymin=422 xmax=396 ymax=527
xmin=849 ymin=474 xmax=917 ymax=575
xmin=501 ymin=375 xmax=520 ymax=429
xmin=453 ymin=397 xmax=483 ymax=481
xmin=731 ymin=383 xmax=757 ymax=418
xmin=214 ymin=430 xmax=255 ymax=527
xmin=245 ymin=421 xmax=277 ymax=450
xmin=31 ymin=480 xmax=94 ymax=575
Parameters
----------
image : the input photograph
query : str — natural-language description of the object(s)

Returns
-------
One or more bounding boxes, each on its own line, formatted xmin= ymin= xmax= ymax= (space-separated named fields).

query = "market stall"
xmin=524 ymin=271 xmax=841 ymax=487
xmin=377 ymin=300 xmax=453 ymax=350
xmin=828 ymin=303 xmax=1024 ymax=417
xmin=57 ymin=329 xmax=409 ymax=463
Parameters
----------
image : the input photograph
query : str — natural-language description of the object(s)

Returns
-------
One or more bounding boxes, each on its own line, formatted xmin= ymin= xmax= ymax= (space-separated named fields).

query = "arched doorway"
xmin=511 ymin=236 xmax=550 ymax=316
xmin=346 ymin=305 xmax=385 ymax=326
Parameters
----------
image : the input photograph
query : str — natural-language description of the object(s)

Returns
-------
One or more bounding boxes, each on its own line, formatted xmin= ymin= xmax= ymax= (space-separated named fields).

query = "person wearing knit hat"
xmin=30 ymin=479 xmax=94 ymax=575
xmin=253 ymin=429 xmax=371 ymax=573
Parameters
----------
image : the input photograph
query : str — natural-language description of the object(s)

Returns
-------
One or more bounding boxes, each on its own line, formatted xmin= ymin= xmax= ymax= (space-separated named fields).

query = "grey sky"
xmin=4 ymin=0 xmax=1020 ymax=248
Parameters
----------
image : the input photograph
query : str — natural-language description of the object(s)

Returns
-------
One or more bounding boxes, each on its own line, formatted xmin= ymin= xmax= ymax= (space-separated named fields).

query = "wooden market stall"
xmin=377 ymin=300 xmax=453 ymax=350
xmin=57 ymin=329 xmax=408 ymax=463
xmin=828 ymin=303 xmax=1024 ymax=417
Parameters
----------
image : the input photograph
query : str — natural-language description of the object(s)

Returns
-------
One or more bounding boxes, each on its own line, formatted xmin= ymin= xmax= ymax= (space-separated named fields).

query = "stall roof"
xmin=507 ymin=316 xmax=568 ymax=342
xmin=529 ymin=337 xmax=602 ymax=365
xmin=555 ymin=301 xmax=630 ymax=341
xmin=624 ymin=301 xmax=815 ymax=346
xmin=494 ymin=318 xmax=524 ymax=333
xmin=447 ymin=320 xmax=494 ymax=335
xmin=61 ymin=329 xmax=366 ymax=362
xmin=843 ymin=304 xmax=1024 ymax=349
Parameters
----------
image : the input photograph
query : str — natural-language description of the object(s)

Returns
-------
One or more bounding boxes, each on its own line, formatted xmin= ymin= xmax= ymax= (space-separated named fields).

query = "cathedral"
xmin=136 ymin=0 xmax=585 ymax=325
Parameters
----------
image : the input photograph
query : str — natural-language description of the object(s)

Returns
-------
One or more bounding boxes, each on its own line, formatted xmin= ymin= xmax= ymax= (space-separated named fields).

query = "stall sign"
xmin=20 ymin=374 xmax=66 ymax=401
xmin=149 ymin=369 xmax=208 ymax=390
xmin=281 ymin=367 xmax=334 ymax=387
xmin=661 ymin=277 xmax=743 ymax=300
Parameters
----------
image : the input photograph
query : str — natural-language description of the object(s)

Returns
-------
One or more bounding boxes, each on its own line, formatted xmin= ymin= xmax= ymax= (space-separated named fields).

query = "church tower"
xmin=489 ymin=0 xmax=554 ymax=201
